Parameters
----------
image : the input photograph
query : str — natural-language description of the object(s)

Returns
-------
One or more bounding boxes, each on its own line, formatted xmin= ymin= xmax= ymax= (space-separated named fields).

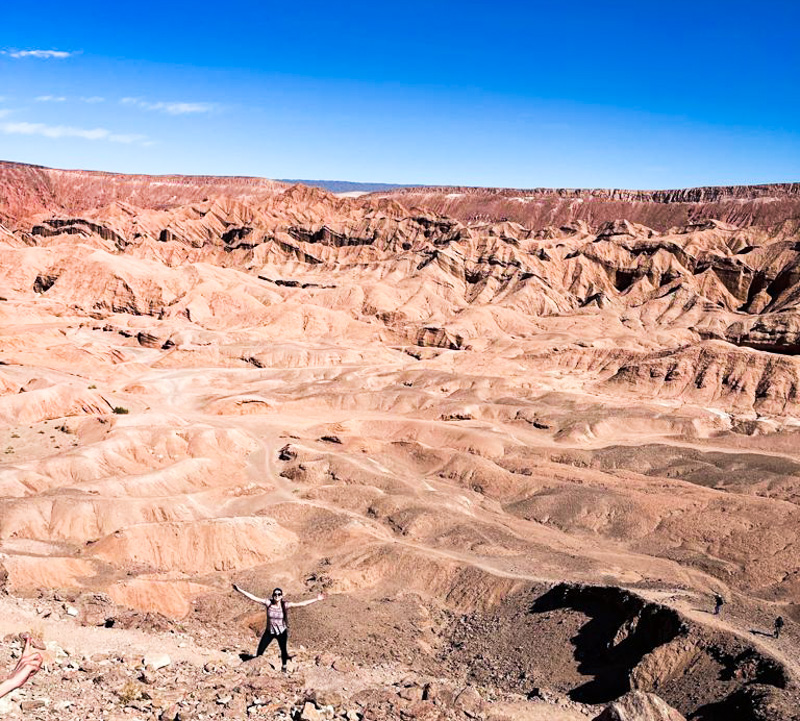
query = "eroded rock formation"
xmin=1 ymin=161 xmax=800 ymax=719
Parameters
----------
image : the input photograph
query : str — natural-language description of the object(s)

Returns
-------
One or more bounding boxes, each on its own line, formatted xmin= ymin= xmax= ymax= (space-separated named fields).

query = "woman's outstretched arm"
xmin=232 ymin=583 xmax=268 ymax=605
xmin=286 ymin=592 xmax=325 ymax=608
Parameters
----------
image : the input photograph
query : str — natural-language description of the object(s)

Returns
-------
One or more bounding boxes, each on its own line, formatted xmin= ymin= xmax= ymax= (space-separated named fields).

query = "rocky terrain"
xmin=372 ymin=184 xmax=800 ymax=235
xmin=1 ymin=161 xmax=800 ymax=719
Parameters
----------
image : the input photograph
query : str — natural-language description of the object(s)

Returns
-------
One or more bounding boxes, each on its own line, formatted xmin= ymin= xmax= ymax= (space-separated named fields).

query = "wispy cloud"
xmin=0 ymin=121 xmax=148 ymax=145
xmin=34 ymin=95 xmax=106 ymax=104
xmin=120 ymin=97 xmax=218 ymax=115
xmin=0 ymin=110 xmax=11 ymax=119
xmin=3 ymin=49 xmax=75 ymax=59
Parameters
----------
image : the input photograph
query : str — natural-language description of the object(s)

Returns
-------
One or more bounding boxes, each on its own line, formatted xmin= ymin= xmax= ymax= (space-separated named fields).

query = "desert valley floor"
xmin=1 ymin=162 xmax=799 ymax=719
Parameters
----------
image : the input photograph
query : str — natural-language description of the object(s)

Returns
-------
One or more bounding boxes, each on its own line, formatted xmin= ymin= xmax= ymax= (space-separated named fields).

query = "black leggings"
xmin=256 ymin=629 xmax=289 ymax=665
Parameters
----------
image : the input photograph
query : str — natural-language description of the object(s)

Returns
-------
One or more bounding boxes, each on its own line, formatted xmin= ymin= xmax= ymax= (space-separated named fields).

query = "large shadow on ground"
xmin=531 ymin=583 xmax=684 ymax=704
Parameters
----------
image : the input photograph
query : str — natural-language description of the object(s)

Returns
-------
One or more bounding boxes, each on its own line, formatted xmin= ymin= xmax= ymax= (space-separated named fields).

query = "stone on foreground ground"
xmin=592 ymin=691 xmax=685 ymax=721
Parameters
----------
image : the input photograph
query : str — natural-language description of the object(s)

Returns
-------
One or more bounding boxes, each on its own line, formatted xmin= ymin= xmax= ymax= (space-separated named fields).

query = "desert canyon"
xmin=1 ymin=160 xmax=800 ymax=720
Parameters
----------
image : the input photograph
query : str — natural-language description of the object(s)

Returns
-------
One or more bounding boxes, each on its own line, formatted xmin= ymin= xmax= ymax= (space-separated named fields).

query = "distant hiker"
xmin=1 ymin=634 xmax=43 ymax=699
xmin=232 ymin=584 xmax=325 ymax=672
xmin=774 ymin=616 xmax=784 ymax=639
xmin=714 ymin=594 xmax=724 ymax=615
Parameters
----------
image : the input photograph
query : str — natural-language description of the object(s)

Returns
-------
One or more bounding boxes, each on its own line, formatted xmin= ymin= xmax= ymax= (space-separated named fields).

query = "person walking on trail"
xmin=714 ymin=594 xmax=725 ymax=616
xmin=233 ymin=584 xmax=325 ymax=672
xmin=774 ymin=616 xmax=784 ymax=639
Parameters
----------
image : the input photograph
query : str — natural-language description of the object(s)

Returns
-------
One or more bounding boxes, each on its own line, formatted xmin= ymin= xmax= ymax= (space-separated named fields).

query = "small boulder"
xmin=139 ymin=668 xmax=158 ymax=684
xmin=0 ymin=697 xmax=19 ymax=715
xmin=300 ymin=700 xmax=323 ymax=721
xmin=315 ymin=652 xmax=336 ymax=667
xmin=143 ymin=653 xmax=172 ymax=671
xmin=81 ymin=603 xmax=113 ymax=627
xmin=160 ymin=704 xmax=181 ymax=721
xmin=306 ymin=689 xmax=346 ymax=707
xmin=79 ymin=658 xmax=99 ymax=673
xmin=454 ymin=685 xmax=484 ymax=718
xmin=20 ymin=699 xmax=49 ymax=712
xmin=593 ymin=691 xmax=686 ymax=721
xmin=332 ymin=658 xmax=356 ymax=673
xmin=246 ymin=675 xmax=282 ymax=693
xmin=403 ymin=700 xmax=441 ymax=720
xmin=397 ymin=685 xmax=424 ymax=702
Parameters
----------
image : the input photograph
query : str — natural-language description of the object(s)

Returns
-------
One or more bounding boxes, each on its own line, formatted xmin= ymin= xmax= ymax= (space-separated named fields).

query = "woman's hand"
xmin=8 ymin=652 xmax=42 ymax=688
xmin=232 ymin=583 xmax=241 ymax=592
xmin=316 ymin=592 xmax=326 ymax=602
xmin=0 ymin=637 xmax=43 ymax=699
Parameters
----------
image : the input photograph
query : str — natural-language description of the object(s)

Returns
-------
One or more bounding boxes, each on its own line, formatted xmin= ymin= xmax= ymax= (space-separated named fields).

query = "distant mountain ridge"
xmin=278 ymin=179 xmax=414 ymax=193
xmin=371 ymin=182 xmax=800 ymax=232
xmin=2 ymin=159 xmax=798 ymax=233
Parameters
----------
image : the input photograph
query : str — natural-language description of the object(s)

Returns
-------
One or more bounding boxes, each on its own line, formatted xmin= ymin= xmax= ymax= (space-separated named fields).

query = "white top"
xmin=266 ymin=601 xmax=286 ymax=634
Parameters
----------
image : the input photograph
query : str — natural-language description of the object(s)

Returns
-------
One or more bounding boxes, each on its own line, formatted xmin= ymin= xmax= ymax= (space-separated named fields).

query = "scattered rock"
xmin=140 ymin=668 xmax=158 ymax=684
xmin=306 ymin=689 xmax=346 ymax=707
xmin=315 ymin=652 xmax=336 ymax=667
xmin=454 ymin=685 xmax=484 ymax=718
xmin=332 ymin=658 xmax=357 ymax=673
xmin=0 ymin=697 xmax=19 ymax=715
xmin=397 ymin=685 xmax=424 ymax=702
xmin=143 ymin=653 xmax=172 ymax=671
xmin=300 ymin=700 xmax=323 ymax=721
xmin=592 ymin=691 xmax=686 ymax=721
xmin=160 ymin=704 xmax=181 ymax=721
xmin=20 ymin=698 xmax=49 ymax=711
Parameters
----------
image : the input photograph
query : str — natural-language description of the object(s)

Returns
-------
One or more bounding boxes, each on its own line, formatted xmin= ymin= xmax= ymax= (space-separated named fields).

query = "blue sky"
xmin=1 ymin=0 xmax=798 ymax=188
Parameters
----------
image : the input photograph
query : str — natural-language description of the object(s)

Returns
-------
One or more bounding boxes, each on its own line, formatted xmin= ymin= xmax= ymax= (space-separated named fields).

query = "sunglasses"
xmin=273 ymin=592 xmax=283 ymax=597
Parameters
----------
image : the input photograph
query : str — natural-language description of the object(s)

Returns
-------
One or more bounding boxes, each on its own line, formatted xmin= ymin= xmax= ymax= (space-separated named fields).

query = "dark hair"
xmin=272 ymin=588 xmax=283 ymax=596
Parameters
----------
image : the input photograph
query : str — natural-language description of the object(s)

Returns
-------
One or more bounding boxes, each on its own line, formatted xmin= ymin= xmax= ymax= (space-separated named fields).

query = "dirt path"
xmin=668 ymin=595 xmax=800 ymax=680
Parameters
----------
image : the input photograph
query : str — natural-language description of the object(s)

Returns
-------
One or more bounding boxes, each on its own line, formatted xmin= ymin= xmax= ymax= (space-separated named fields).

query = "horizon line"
xmin=1 ymin=158 xmax=798 ymax=196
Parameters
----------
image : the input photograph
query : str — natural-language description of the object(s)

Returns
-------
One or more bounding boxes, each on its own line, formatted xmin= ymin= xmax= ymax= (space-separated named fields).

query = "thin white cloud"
xmin=0 ymin=110 xmax=10 ymax=119
xmin=34 ymin=95 xmax=106 ymax=104
xmin=0 ymin=121 xmax=148 ymax=145
xmin=120 ymin=97 xmax=217 ymax=115
xmin=4 ymin=50 xmax=74 ymax=59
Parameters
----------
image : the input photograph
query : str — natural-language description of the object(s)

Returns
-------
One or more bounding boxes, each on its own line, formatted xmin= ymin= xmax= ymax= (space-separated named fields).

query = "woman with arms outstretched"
xmin=233 ymin=584 xmax=324 ymax=672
